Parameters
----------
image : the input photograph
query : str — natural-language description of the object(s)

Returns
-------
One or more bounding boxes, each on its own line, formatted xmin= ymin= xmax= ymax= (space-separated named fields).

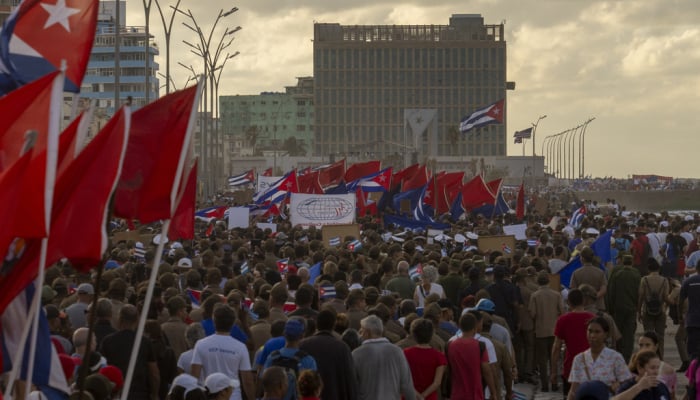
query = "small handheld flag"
xmin=329 ymin=236 xmax=341 ymax=247
xmin=319 ymin=284 xmax=336 ymax=300
xmin=348 ymin=239 xmax=362 ymax=252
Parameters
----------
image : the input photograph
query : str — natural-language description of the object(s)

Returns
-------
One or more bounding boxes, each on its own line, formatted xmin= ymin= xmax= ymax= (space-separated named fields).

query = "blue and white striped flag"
xmin=329 ymin=236 xmax=341 ymax=247
xmin=409 ymin=264 xmax=423 ymax=280
xmin=348 ymin=239 xmax=362 ymax=252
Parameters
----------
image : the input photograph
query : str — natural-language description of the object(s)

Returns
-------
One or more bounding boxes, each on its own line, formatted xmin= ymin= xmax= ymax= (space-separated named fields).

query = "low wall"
xmin=582 ymin=190 xmax=700 ymax=212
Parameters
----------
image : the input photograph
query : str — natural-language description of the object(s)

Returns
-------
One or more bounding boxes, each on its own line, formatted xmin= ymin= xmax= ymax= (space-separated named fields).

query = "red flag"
xmin=485 ymin=178 xmax=503 ymax=198
xmin=344 ymin=160 xmax=380 ymax=183
xmin=402 ymin=165 xmax=429 ymax=191
xmin=114 ymin=83 xmax=201 ymax=223
xmin=0 ymin=71 xmax=63 ymax=247
xmin=57 ymin=111 xmax=91 ymax=177
xmin=516 ymin=183 xmax=525 ymax=220
xmin=0 ymin=106 xmax=130 ymax=312
xmin=393 ymin=163 xmax=420 ymax=188
xmin=297 ymin=170 xmax=323 ymax=194
xmin=436 ymin=171 xmax=464 ymax=214
xmin=169 ymin=159 xmax=198 ymax=240
xmin=1 ymin=0 xmax=99 ymax=93
xmin=318 ymin=159 xmax=345 ymax=187
xmin=461 ymin=175 xmax=496 ymax=210
xmin=262 ymin=167 xmax=273 ymax=177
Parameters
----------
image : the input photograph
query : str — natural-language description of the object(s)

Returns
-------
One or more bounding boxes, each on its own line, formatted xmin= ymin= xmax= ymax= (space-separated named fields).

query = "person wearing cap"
xmin=353 ymin=315 xmax=416 ymax=400
xmin=529 ymin=271 xmax=564 ymax=391
xmin=439 ymin=261 xmax=467 ymax=307
xmin=45 ymin=304 xmax=73 ymax=354
xmin=191 ymin=304 xmax=255 ymax=400
xmin=262 ymin=317 xmax=317 ymax=400
xmin=299 ymin=310 xmax=358 ymax=400
xmin=570 ymin=247 xmax=608 ymax=311
xmin=169 ymin=373 xmax=207 ymax=400
xmin=84 ymin=372 xmax=116 ymax=400
xmin=606 ymin=252 xmax=640 ymax=362
xmin=579 ymin=284 xmax=622 ymax=349
xmin=386 ymin=261 xmax=416 ymax=300
xmin=65 ymin=283 xmax=94 ymax=329
xmin=480 ymin=312 xmax=514 ymax=400
xmin=100 ymin=304 xmax=159 ymax=400
xmin=205 ymin=372 xmax=240 ymax=400
xmin=90 ymin=298 xmax=116 ymax=348
xmin=485 ymin=265 xmax=519 ymax=335
xmin=631 ymin=223 xmax=652 ymax=276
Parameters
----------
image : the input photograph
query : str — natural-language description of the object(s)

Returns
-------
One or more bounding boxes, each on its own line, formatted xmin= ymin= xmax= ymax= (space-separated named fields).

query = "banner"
xmin=257 ymin=175 xmax=281 ymax=194
xmin=290 ymin=193 xmax=355 ymax=226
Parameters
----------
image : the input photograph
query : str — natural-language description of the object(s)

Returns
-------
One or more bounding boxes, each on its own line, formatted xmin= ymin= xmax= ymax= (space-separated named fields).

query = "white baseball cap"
xmin=205 ymin=373 xmax=240 ymax=394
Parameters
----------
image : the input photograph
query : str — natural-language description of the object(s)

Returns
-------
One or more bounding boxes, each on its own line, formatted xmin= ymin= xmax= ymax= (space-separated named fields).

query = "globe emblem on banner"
xmin=296 ymin=197 xmax=354 ymax=221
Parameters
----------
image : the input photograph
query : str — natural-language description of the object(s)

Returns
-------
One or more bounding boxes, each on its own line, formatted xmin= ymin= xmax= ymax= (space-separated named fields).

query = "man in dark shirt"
xmin=100 ymin=304 xmax=159 ymax=400
xmin=680 ymin=261 xmax=700 ymax=357
xmin=300 ymin=309 xmax=358 ymax=400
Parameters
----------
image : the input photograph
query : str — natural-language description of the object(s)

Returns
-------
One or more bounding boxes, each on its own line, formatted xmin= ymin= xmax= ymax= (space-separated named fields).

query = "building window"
xmin=297 ymin=125 xmax=306 ymax=132
xmin=297 ymin=100 xmax=306 ymax=106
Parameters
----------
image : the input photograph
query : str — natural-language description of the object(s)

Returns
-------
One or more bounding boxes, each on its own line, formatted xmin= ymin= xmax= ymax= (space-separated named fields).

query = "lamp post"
xmin=579 ymin=117 xmax=595 ymax=179
xmin=155 ymin=0 xmax=181 ymax=95
xmin=172 ymin=6 xmax=240 ymax=197
xmin=530 ymin=114 xmax=546 ymax=187
xmin=141 ymin=0 xmax=154 ymax=104
xmin=555 ymin=130 xmax=567 ymax=180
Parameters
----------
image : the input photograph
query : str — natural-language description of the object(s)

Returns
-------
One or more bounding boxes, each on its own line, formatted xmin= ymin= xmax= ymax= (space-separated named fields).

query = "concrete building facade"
xmin=313 ymin=14 xmax=509 ymax=166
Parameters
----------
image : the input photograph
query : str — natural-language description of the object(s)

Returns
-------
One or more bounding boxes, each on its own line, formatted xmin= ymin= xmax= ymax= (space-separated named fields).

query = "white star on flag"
xmin=378 ymin=175 xmax=386 ymax=182
xmin=41 ymin=0 xmax=80 ymax=32
xmin=492 ymin=106 xmax=501 ymax=115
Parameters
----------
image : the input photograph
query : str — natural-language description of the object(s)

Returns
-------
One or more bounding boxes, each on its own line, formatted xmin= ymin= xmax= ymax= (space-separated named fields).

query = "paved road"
xmin=528 ymin=320 xmax=687 ymax=400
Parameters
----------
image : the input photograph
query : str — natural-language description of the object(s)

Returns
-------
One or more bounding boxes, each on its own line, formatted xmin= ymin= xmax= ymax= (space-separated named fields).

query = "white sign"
xmin=228 ymin=207 xmax=250 ymax=230
xmin=257 ymin=175 xmax=282 ymax=194
xmin=503 ymin=224 xmax=528 ymax=240
xmin=290 ymin=193 xmax=356 ymax=226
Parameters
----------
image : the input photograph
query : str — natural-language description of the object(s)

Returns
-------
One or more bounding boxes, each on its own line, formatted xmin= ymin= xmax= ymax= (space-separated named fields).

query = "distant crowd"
xmin=24 ymin=199 xmax=700 ymax=400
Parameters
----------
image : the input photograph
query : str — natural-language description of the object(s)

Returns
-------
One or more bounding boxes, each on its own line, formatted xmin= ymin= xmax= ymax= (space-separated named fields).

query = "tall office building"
xmin=81 ymin=1 xmax=159 ymax=115
xmin=313 ymin=14 xmax=508 ymax=164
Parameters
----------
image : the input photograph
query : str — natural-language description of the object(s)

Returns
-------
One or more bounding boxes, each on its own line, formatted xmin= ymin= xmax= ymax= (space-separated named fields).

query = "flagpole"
xmin=24 ymin=237 xmax=50 ymax=396
xmin=120 ymin=219 xmax=171 ymax=400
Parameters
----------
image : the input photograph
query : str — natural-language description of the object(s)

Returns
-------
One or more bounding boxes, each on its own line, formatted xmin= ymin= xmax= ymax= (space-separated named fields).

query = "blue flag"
xmin=559 ymin=229 xmax=613 ymax=288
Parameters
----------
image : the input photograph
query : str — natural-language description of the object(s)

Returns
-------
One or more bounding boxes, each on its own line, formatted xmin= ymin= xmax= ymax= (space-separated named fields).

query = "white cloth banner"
xmin=503 ymin=224 xmax=528 ymax=240
xmin=257 ymin=175 xmax=282 ymax=194
xmin=290 ymin=193 xmax=356 ymax=226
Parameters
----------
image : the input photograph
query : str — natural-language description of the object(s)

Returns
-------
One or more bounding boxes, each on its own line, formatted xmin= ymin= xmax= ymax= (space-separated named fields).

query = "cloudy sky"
xmin=126 ymin=0 xmax=700 ymax=179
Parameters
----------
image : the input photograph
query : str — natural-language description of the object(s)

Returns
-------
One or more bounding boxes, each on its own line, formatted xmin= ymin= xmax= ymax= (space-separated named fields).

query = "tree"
xmin=244 ymin=125 xmax=259 ymax=154
xmin=282 ymin=136 xmax=307 ymax=157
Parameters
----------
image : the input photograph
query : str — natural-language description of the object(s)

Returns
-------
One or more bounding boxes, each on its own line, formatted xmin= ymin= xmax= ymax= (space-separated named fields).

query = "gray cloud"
xmin=125 ymin=0 xmax=700 ymax=178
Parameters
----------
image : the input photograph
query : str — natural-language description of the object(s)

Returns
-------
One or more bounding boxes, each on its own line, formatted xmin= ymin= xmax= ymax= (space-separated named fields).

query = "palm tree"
xmin=282 ymin=136 xmax=307 ymax=156
xmin=447 ymin=126 xmax=460 ymax=156
xmin=244 ymin=126 xmax=259 ymax=154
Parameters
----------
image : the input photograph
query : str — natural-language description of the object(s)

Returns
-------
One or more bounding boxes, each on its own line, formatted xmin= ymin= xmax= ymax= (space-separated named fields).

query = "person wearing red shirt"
xmin=550 ymin=288 xmax=596 ymax=397
xmin=404 ymin=318 xmax=447 ymax=400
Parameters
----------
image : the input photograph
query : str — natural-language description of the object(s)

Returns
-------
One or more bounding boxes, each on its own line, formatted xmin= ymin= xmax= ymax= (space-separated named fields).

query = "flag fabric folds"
xmin=513 ymin=127 xmax=533 ymax=139
xmin=459 ymin=99 xmax=505 ymax=134
xmin=346 ymin=167 xmax=392 ymax=192
xmin=255 ymin=170 xmax=298 ymax=204
xmin=113 ymin=83 xmax=201 ymax=224
xmin=0 ymin=0 xmax=98 ymax=93
xmin=317 ymin=159 xmax=345 ymax=187
xmin=569 ymin=205 xmax=587 ymax=229
xmin=169 ymin=159 xmax=197 ymax=240
xmin=514 ymin=136 xmax=523 ymax=144
xmin=228 ymin=169 xmax=254 ymax=187
xmin=2 ymin=284 xmax=70 ymax=398
xmin=558 ymin=230 xmax=612 ymax=287
xmin=461 ymin=175 xmax=496 ymax=210
xmin=344 ymin=160 xmax=380 ymax=183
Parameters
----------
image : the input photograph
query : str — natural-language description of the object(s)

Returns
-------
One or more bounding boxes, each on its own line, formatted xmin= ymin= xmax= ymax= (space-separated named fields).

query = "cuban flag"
xmin=255 ymin=170 xmax=298 ymax=204
xmin=195 ymin=206 xmax=227 ymax=221
xmin=569 ymin=205 xmax=587 ymax=229
xmin=186 ymin=288 xmax=202 ymax=308
xmin=527 ymin=239 xmax=540 ymax=248
xmin=319 ymin=284 xmax=336 ymax=300
xmin=228 ymin=169 xmax=255 ymax=187
xmin=240 ymin=261 xmax=249 ymax=275
xmin=277 ymin=258 xmax=289 ymax=274
xmin=409 ymin=264 xmax=423 ymax=280
xmin=0 ymin=0 xmax=99 ymax=94
xmin=346 ymin=167 xmax=392 ymax=192
xmin=502 ymin=243 xmax=512 ymax=254
xmin=413 ymin=184 xmax=435 ymax=223
xmin=348 ymin=239 xmax=362 ymax=252
xmin=459 ymin=99 xmax=505 ymax=134
xmin=328 ymin=236 xmax=341 ymax=247
xmin=2 ymin=284 xmax=70 ymax=399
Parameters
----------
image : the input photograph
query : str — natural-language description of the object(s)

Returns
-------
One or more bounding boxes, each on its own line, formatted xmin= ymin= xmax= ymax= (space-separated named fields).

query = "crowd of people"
xmin=22 ymin=200 xmax=700 ymax=400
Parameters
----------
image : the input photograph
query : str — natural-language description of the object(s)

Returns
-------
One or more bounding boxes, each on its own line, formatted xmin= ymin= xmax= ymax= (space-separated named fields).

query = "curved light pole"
xmin=555 ymin=130 xmax=567 ymax=180
xmin=155 ymin=0 xmax=181 ymax=95
xmin=567 ymin=125 xmax=580 ymax=180
xmin=579 ymin=117 xmax=595 ymax=179
xmin=530 ymin=114 xmax=546 ymax=187
xmin=173 ymin=6 xmax=240 ymax=196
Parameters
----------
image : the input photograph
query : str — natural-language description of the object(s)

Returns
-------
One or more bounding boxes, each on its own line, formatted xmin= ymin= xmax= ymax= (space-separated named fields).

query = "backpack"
xmin=268 ymin=349 xmax=309 ymax=400
xmin=643 ymin=278 xmax=665 ymax=317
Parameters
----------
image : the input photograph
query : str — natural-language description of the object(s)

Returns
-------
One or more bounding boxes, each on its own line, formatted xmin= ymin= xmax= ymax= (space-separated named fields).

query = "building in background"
xmin=313 ymin=14 xmax=512 ymax=167
xmin=0 ymin=0 xmax=16 ymax=26
xmin=220 ymin=77 xmax=314 ymax=174
xmin=80 ymin=0 xmax=159 ymax=116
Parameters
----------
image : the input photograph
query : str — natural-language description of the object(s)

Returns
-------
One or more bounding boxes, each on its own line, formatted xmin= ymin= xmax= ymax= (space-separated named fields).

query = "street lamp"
xmin=172 ymin=5 xmax=241 ymax=197
xmin=579 ymin=117 xmax=595 ymax=179
xmin=154 ymin=0 xmax=181 ymax=94
xmin=530 ymin=114 xmax=546 ymax=187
